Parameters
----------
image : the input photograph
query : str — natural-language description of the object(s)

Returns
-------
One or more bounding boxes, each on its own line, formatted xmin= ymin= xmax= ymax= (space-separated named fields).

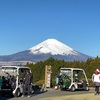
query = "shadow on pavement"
xmin=0 ymin=90 xmax=48 ymax=100
xmin=0 ymin=94 xmax=14 ymax=100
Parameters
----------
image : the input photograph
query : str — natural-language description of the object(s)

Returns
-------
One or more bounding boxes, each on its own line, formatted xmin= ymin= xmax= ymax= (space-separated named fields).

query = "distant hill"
xmin=0 ymin=39 xmax=92 ymax=65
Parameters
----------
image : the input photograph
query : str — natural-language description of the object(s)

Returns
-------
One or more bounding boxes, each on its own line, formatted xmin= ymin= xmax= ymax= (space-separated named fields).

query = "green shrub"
xmin=35 ymin=80 xmax=45 ymax=85
xmin=88 ymin=79 xmax=94 ymax=87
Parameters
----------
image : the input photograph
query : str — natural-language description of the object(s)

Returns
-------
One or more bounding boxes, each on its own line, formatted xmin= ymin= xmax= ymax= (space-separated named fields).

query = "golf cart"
xmin=0 ymin=66 xmax=34 ymax=97
xmin=58 ymin=68 xmax=89 ymax=91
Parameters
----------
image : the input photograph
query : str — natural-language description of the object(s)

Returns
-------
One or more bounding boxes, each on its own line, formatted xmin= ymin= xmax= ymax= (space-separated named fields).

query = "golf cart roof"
xmin=60 ymin=68 xmax=84 ymax=71
xmin=1 ymin=66 xmax=30 ymax=69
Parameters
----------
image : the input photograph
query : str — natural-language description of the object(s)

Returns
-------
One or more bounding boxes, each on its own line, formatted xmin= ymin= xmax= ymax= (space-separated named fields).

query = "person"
xmin=22 ymin=69 xmax=33 ymax=97
xmin=92 ymin=69 xmax=100 ymax=95
xmin=55 ymin=73 xmax=59 ymax=90
xmin=10 ymin=75 xmax=16 ymax=90
xmin=1 ymin=76 xmax=6 ymax=88
xmin=6 ymin=72 xmax=12 ymax=85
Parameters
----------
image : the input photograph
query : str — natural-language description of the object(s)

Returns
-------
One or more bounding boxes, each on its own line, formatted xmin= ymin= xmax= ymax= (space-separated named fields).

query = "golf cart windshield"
xmin=60 ymin=69 xmax=71 ymax=77
xmin=1 ymin=67 xmax=17 ymax=77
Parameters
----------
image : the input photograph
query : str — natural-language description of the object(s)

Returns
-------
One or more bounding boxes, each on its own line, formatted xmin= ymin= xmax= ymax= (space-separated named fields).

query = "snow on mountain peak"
xmin=29 ymin=39 xmax=78 ymax=55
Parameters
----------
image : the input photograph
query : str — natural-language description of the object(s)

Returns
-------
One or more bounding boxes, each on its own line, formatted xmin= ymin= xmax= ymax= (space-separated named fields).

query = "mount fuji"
xmin=29 ymin=39 xmax=78 ymax=55
xmin=0 ymin=39 xmax=92 ymax=64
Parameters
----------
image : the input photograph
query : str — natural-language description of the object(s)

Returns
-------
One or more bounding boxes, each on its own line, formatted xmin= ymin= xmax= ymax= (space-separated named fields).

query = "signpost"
xmin=45 ymin=65 xmax=52 ymax=88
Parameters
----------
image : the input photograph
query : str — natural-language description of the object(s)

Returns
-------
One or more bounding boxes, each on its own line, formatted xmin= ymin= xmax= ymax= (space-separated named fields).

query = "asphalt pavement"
xmin=0 ymin=87 xmax=95 ymax=100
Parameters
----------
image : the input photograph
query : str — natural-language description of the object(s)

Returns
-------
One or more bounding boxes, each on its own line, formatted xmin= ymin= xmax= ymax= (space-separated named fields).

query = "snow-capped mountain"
xmin=29 ymin=39 xmax=78 ymax=55
xmin=0 ymin=38 xmax=92 ymax=64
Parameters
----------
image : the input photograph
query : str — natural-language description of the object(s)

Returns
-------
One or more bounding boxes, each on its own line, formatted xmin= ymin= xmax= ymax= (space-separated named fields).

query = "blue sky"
xmin=0 ymin=0 xmax=100 ymax=57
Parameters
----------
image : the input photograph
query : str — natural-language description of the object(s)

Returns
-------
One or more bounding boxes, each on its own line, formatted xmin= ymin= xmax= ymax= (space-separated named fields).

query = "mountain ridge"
xmin=0 ymin=39 xmax=92 ymax=65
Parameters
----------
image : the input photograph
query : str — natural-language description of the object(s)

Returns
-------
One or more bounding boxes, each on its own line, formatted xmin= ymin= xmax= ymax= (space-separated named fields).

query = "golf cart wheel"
xmin=70 ymin=85 xmax=75 ymax=92
xmin=85 ymin=86 xmax=89 ymax=91
xmin=14 ymin=88 xmax=21 ymax=97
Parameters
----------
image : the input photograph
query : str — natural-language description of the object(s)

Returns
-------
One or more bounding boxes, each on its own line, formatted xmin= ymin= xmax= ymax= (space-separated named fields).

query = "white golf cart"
xmin=58 ymin=68 xmax=89 ymax=91
xmin=0 ymin=66 xmax=34 ymax=97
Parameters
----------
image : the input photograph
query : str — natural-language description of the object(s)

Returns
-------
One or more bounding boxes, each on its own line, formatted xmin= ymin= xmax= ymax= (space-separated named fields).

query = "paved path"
xmin=0 ymin=88 xmax=95 ymax=100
